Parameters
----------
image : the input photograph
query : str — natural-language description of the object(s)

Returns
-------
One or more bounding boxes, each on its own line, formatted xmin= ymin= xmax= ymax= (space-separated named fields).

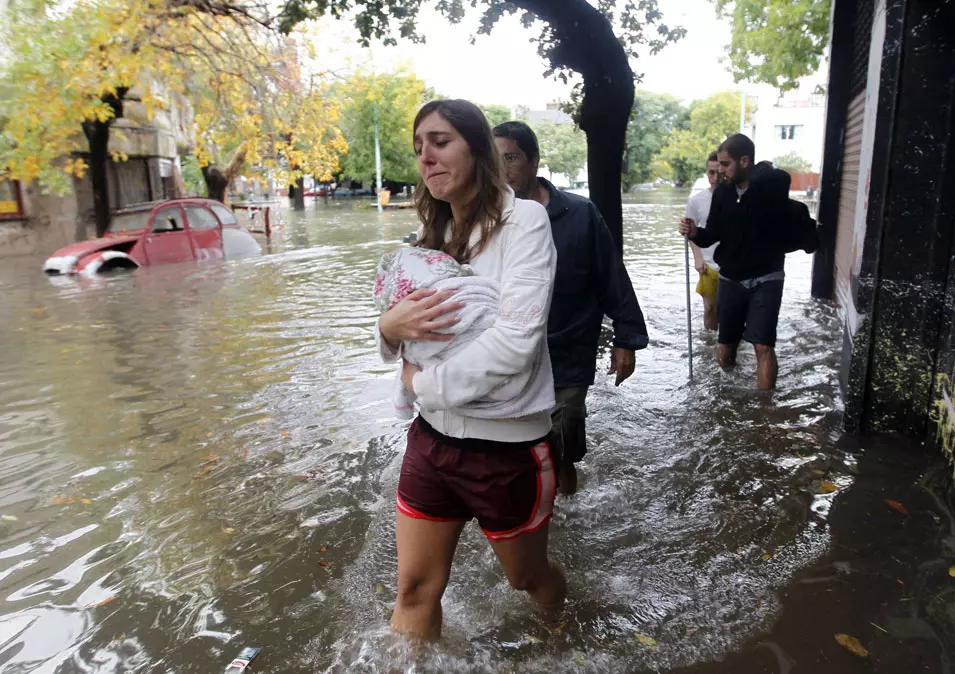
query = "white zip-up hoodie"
xmin=376 ymin=187 xmax=557 ymax=443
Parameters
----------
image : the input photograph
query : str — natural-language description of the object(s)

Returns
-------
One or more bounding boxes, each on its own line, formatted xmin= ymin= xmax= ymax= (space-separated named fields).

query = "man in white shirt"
xmin=683 ymin=152 xmax=721 ymax=330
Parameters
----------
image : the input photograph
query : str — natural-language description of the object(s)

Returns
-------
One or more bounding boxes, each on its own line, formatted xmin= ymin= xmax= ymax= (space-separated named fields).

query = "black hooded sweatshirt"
xmin=691 ymin=162 xmax=792 ymax=282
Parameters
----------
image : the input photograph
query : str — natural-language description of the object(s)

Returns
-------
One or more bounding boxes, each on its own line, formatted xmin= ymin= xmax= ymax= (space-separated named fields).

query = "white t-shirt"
xmin=685 ymin=189 xmax=719 ymax=270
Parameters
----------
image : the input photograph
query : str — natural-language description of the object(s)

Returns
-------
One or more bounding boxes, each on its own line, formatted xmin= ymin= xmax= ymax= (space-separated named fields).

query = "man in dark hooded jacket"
xmin=494 ymin=121 xmax=649 ymax=494
xmin=679 ymin=133 xmax=793 ymax=390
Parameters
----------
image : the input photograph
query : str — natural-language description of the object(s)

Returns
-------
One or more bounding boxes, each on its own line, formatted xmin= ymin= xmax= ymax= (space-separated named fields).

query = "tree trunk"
xmin=290 ymin=176 xmax=306 ymax=210
xmin=202 ymin=146 xmax=247 ymax=203
xmin=513 ymin=0 xmax=634 ymax=254
xmin=82 ymin=119 xmax=111 ymax=237
xmin=202 ymin=165 xmax=228 ymax=202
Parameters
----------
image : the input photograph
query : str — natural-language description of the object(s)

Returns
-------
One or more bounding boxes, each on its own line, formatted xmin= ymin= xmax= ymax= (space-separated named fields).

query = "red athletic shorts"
xmin=396 ymin=416 xmax=556 ymax=542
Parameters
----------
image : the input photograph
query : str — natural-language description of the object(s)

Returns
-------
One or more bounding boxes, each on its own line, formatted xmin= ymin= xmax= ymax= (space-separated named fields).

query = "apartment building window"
xmin=776 ymin=125 xmax=803 ymax=140
xmin=0 ymin=179 xmax=25 ymax=220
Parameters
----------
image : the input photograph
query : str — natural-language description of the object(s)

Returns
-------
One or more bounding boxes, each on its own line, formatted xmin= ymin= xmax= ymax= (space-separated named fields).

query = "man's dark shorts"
xmin=717 ymin=278 xmax=784 ymax=347
xmin=550 ymin=386 xmax=588 ymax=464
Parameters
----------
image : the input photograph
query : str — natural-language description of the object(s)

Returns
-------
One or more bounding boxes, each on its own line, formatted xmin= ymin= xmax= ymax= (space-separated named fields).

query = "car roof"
xmin=112 ymin=198 xmax=222 ymax=216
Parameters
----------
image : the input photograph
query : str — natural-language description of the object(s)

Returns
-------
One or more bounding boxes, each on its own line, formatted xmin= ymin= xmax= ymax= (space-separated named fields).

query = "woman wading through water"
xmin=376 ymin=99 xmax=566 ymax=639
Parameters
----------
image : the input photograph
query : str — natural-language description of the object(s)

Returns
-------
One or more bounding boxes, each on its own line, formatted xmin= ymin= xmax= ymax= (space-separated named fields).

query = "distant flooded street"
xmin=0 ymin=191 xmax=951 ymax=673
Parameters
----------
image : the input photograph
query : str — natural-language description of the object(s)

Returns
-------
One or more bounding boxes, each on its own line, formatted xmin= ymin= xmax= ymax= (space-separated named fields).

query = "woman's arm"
xmin=411 ymin=201 xmax=557 ymax=410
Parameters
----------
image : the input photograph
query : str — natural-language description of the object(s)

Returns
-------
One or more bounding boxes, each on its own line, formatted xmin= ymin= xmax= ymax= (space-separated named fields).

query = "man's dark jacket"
xmin=542 ymin=179 xmax=649 ymax=388
xmin=692 ymin=163 xmax=808 ymax=282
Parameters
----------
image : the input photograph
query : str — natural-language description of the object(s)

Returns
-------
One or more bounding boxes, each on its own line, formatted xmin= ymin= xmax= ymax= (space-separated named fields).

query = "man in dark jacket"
xmin=679 ymin=133 xmax=791 ymax=390
xmin=494 ymin=121 xmax=649 ymax=494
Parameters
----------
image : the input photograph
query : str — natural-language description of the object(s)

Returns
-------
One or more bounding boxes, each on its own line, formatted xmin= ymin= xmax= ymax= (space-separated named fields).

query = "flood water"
xmin=0 ymin=190 xmax=933 ymax=672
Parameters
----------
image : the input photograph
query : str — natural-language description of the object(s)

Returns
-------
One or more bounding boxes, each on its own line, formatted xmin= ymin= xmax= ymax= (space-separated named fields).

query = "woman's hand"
xmin=401 ymin=360 xmax=422 ymax=393
xmin=379 ymin=288 xmax=463 ymax=350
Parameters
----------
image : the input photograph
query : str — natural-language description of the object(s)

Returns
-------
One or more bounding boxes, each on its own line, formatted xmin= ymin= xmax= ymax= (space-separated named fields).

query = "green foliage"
xmin=336 ymin=70 xmax=428 ymax=185
xmin=623 ymin=90 xmax=688 ymax=189
xmin=771 ymin=152 xmax=812 ymax=173
xmin=180 ymin=156 xmax=206 ymax=196
xmin=652 ymin=90 xmax=754 ymax=185
xmin=535 ymin=122 xmax=587 ymax=183
xmin=479 ymin=104 xmax=514 ymax=129
xmin=714 ymin=0 xmax=831 ymax=91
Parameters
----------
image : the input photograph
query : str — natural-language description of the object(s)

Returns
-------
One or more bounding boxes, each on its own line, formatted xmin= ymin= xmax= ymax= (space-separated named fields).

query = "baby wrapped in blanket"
xmin=373 ymin=247 xmax=532 ymax=419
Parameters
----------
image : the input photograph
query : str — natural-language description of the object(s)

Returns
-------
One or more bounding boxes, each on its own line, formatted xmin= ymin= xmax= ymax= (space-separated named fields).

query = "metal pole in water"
xmin=374 ymin=103 xmax=383 ymax=215
xmin=684 ymin=235 xmax=694 ymax=381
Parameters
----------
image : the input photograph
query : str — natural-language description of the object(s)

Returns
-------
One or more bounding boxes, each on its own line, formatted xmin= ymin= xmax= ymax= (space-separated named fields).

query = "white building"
xmin=747 ymin=77 xmax=827 ymax=173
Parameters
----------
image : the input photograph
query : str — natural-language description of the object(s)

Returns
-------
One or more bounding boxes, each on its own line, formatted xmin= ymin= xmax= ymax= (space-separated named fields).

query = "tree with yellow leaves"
xmin=0 ymin=0 xmax=346 ymax=233
xmin=183 ymin=29 xmax=345 ymax=207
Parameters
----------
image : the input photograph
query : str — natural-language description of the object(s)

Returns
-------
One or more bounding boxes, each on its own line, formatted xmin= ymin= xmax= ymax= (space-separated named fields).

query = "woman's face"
xmin=414 ymin=111 xmax=474 ymax=204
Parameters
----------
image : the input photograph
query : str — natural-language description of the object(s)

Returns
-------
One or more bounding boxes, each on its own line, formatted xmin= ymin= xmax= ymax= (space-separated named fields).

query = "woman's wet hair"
xmin=413 ymin=99 xmax=508 ymax=264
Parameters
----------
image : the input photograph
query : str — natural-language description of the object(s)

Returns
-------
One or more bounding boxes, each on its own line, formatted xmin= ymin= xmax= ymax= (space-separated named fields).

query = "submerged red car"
xmin=43 ymin=198 xmax=262 ymax=276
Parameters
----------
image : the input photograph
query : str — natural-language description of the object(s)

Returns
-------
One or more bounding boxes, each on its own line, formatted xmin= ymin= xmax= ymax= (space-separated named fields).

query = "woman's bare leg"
xmin=392 ymin=512 xmax=466 ymax=640
xmin=489 ymin=524 xmax=566 ymax=609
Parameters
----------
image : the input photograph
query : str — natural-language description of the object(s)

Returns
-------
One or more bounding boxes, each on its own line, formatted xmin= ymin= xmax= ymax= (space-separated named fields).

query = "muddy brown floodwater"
xmin=0 ymin=191 xmax=951 ymax=673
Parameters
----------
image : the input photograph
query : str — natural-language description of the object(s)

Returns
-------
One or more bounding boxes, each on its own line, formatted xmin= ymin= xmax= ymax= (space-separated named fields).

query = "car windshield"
xmin=108 ymin=210 xmax=152 ymax=233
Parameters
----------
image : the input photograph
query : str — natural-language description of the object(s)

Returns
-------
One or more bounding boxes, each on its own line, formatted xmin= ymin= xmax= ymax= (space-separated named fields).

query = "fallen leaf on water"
xmin=525 ymin=635 xmax=543 ymax=645
xmin=885 ymin=499 xmax=909 ymax=515
xmin=52 ymin=496 xmax=76 ymax=505
xmin=282 ymin=430 xmax=290 ymax=438
xmin=319 ymin=545 xmax=328 ymax=553
xmin=813 ymin=469 xmax=827 ymax=476
xmin=201 ymin=454 xmax=219 ymax=464
xmin=223 ymin=527 xmax=235 ymax=535
xmin=835 ymin=633 xmax=869 ymax=657
xmin=1 ymin=515 xmax=18 ymax=522
xmin=761 ymin=553 xmax=773 ymax=561
xmin=206 ymin=432 xmax=213 ymax=438
xmin=819 ymin=480 xmax=838 ymax=494
xmin=318 ymin=560 xmax=329 ymax=568
xmin=634 ymin=633 xmax=658 ymax=648
xmin=87 ymin=596 xmax=116 ymax=609
xmin=376 ymin=584 xmax=384 ymax=593
xmin=948 ymin=567 xmax=955 ymax=578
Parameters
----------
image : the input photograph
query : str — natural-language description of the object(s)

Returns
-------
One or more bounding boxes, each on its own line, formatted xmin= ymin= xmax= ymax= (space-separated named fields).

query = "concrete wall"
xmin=0 ymin=182 xmax=85 ymax=258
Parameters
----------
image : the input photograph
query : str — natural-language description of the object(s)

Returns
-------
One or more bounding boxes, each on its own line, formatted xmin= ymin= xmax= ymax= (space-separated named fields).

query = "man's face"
xmin=706 ymin=160 xmax=721 ymax=188
xmin=717 ymin=150 xmax=751 ymax=186
xmin=494 ymin=136 xmax=538 ymax=198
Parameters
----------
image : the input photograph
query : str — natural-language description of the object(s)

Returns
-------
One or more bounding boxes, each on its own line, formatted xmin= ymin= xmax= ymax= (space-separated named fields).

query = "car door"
xmin=184 ymin=205 xmax=224 ymax=261
xmin=143 ymin=205 xmax=194 ymax=266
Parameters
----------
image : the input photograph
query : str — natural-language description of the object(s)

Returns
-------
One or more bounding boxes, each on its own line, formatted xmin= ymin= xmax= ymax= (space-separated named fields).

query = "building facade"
xmin=813 ymin=0 xmax=955 ymax=467
xmin=749 ymin=82 xmax=828 ymax=174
